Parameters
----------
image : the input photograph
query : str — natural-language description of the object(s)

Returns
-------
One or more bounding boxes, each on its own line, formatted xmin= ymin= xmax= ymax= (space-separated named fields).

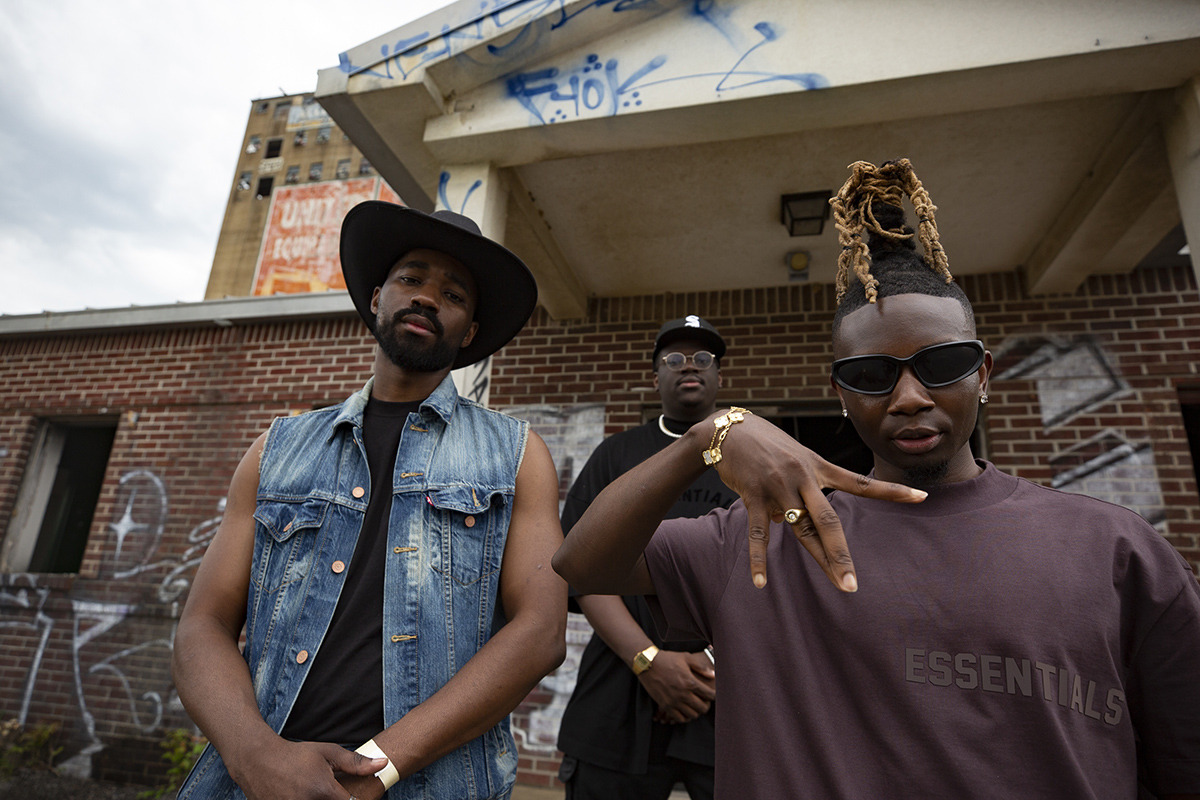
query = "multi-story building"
xmin=204 ymin=93 xmax=400 ymax=301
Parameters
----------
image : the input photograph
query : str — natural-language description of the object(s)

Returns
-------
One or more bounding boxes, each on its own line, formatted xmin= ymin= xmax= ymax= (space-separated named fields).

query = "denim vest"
xmin=180 ymin=374 xmax=528 ymax=800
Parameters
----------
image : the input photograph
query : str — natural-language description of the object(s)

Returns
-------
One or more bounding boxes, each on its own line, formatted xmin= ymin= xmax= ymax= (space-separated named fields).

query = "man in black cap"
xmin=174 ymin=202 xmax=567 ymax=800
xmin=556 ymin=316 xmax=735 ymax=800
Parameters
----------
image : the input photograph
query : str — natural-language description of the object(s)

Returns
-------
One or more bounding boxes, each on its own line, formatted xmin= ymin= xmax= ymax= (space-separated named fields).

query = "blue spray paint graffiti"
xmin=437 ymin=171 xmax=484 ymax=215
xmin=505 ymin=24 xmax=827 ymax=126
xmin=334 ymin=0 xmax=827 ymax=128
xmin=337 ymin=0 xmax=678 ymax=82
xmin=506 ymin=54 xmax=666 ymax=123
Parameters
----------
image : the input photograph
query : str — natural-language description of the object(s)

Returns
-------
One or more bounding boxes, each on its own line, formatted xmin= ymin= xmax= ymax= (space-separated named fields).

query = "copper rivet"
xmin=296 ymin=650 xmax=309 ymax=664
xmin=352 ymin=486 xmax=365 ymax=498
xmin=331 ymin=560 xmax=345 ymax=574
xmin=464 ymin=516 xmax=476 ymax=528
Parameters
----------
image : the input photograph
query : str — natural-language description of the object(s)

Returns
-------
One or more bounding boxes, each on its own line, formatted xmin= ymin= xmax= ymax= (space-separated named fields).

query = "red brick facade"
xmin=1 ymin=265 xmax=1198 ymax=788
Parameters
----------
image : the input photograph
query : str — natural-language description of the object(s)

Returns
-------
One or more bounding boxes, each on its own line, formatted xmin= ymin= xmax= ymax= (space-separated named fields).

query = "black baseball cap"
xmin=652 ymin=315 xmax=726 ymax=362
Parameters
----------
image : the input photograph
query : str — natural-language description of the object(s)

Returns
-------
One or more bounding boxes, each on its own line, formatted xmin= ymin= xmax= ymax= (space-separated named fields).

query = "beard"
xmin=374 ymin=306 xmax=460 ymax=373
xmin=901 ymin=459 xmax=951 ymax=490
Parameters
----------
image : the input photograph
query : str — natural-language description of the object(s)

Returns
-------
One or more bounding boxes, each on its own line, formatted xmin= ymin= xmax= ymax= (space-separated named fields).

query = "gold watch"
xmin=631 ymin=645 xmax=660 ymax=675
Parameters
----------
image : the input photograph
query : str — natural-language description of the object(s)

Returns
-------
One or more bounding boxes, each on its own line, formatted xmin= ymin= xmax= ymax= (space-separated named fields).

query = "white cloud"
xmin=0 ymin=0 xmax=454 ymax=316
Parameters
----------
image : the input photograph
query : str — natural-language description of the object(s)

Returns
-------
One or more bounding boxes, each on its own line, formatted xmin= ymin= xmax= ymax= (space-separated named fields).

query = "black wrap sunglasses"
xmin=831 ymin=340 xmax=986 ymax=395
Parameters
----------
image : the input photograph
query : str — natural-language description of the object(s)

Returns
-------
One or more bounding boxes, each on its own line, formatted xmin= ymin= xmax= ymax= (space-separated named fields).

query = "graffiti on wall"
xmin=336 ymin=0 xmax=828 ymax=128
xmin=0 ymin=469 xmax=223 ymax=778
xmin=0 ymin=574 xmax=52 ymax=728
xmin=992 ymin=334 xmax=1164 ymax=525
xmin=338 ymin=0 xmax=681 ymax=83
xmin=506 ymin=21 xmax=826 ymax=126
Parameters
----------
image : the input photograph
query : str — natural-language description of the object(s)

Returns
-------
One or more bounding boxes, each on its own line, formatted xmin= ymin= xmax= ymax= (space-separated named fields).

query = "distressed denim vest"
xmin=180 ymin=374 xmax=527 ymax=800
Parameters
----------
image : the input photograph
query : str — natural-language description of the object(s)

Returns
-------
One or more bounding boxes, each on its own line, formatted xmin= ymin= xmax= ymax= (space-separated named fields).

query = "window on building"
xmin=316 ymin=126 xmax=331 ymax=145
xmin=302 ymin=94 xmax=316 ymax=105
xmin=309 ymin=162 xmax=323 ymax=181
xmin=294 ymin=131 xmax=307 ymax=147
xmin=265 ymin=138 xmax=283 ymax=159
xmin=284 ymin=165 xmax=300 ymax=184
xmin=359 ymin=159 xmax=374 ymax=176
xmin=274 ymin=100 xmax=292 ymax=119
xmin=336 ymin=159 xmax=351 ymax=180
xmin=255 ymin=176 xmax=274 ymax=199
xmin=256 ymin=101 xmax=270 ymax=114
xmin=1180 ymin=388 xmax=1200 ymax=498
xmin=1 ymin=419 xmax=117 ymax=574
xmin=236 ymin=171 xmax=252 ymax=191
xmin=246 ymin=135 xmax=261 ymax=154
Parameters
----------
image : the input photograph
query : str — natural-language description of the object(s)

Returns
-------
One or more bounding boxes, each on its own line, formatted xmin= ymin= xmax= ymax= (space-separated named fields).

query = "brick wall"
xmin=501 ymin=267 xmax=1200 ymax=566
xmin=0 ymin=263 xmax=1197 ymax=788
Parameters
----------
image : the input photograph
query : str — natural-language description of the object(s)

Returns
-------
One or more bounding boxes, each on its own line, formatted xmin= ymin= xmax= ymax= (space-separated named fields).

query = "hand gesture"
xmin=638 ymin=649 xmax=716 ymax=724
xmin=708 ymin=412 xmax=925 ymax=592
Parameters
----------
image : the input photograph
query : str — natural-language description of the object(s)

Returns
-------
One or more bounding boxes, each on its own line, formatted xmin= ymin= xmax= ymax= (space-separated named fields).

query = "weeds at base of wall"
xmin=0 ymin=718 xmax=64 ymax=776
xmin=136 ymin=730 xmax=207 ymax=800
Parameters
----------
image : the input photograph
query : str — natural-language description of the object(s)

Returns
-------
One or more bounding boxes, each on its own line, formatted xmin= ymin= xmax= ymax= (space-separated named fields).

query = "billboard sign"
xmin=286 ymin=102 xmax=334 ymax=131
xmin=252 ymin=177 xmax=401 ymax=296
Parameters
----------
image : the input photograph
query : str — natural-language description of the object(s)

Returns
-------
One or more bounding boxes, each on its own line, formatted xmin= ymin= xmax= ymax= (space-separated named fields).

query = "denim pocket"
xmin=426 ymin=486 xmax=507 ymax=586
xmin=251 ymin=498 xmax=329 ymax=594
xmin=254 ymin=497 xmax=329 ymax=542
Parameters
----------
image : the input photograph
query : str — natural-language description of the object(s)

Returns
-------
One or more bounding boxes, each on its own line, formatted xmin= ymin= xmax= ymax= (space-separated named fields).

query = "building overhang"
xmin=315 ymin=0 xmax=1200 ymax=318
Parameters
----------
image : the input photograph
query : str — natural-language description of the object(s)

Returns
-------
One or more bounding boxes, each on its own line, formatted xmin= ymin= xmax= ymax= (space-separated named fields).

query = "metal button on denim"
xmin=352 ymin=486 xmax=365 ymax=498
xmin=296 ymin=650 xmax=308 ymax=664
xmin=465 ymin=516 xmax=476 ymax=528
xmin=332 ymin=560 xmax=345 ymax=574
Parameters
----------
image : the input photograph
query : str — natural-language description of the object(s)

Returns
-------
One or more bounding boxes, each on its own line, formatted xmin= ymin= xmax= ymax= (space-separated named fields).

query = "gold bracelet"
xmin=702 ymin=407 xmax=751 ymax=465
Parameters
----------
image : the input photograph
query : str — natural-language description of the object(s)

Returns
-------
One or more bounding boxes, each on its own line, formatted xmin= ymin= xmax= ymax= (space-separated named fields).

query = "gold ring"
xmin=784 ymin=508 xmax=806 ymax=524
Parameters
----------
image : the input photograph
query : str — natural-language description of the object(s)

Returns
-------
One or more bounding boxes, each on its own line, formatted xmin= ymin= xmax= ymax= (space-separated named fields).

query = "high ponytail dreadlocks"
xmin=830 ymin=159 xmax=972 ymax=333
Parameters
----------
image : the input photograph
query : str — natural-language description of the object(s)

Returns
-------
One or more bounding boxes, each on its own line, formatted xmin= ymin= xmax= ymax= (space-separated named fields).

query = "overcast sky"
xmin=0 ymin=0 xmax=454 ymax=316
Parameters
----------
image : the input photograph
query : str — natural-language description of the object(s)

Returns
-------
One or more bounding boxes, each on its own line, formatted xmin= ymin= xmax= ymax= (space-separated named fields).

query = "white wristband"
xmin=354 ymin=738 xmax=400 ymax=790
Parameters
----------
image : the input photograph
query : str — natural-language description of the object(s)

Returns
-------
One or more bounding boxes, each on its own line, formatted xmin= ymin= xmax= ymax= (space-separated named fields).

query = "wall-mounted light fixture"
xmin=785 ymin=251 xmax=809 ymax=282
xmin=780 ymin=190 xmax=832 ymax=236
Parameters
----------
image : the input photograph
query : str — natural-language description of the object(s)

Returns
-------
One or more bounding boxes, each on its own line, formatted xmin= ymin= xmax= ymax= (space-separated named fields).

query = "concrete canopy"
xmin=316 ymin=0 xmax=1200 ymax=320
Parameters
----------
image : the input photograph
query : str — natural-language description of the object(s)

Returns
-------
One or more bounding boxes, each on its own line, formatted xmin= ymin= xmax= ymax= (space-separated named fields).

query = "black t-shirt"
xmin=280 ymin=397 xmax=418 ymax=745
xmin=557 ymin=416 xmax=736 ymax=773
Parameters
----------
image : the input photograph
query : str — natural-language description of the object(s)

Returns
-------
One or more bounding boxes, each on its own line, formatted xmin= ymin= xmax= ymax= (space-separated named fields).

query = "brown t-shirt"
xmin=646 ymin=462 xmax=1200 ymax=798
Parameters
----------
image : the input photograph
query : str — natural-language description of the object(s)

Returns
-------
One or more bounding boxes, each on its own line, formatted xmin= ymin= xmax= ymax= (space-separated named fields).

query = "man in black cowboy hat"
xmin=174 ymin=202 xmax=567 ymax=800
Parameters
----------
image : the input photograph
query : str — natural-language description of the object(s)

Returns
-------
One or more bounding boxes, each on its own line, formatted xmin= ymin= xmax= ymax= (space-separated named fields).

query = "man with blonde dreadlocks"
xmin=554 ymin=159 xmax=1200 ymax=799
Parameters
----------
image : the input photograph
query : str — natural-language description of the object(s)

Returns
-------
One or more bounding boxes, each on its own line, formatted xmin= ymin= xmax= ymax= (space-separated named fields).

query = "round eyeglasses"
xmin=831 ymin=340 xmax=985 ymax=395
xmin=660 ymin=351 xmax=716 ymax=371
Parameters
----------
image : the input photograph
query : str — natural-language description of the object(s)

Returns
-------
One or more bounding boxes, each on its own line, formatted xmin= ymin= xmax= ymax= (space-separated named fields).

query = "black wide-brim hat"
xmin=340 ymin=201 xmax=538 ymax=369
